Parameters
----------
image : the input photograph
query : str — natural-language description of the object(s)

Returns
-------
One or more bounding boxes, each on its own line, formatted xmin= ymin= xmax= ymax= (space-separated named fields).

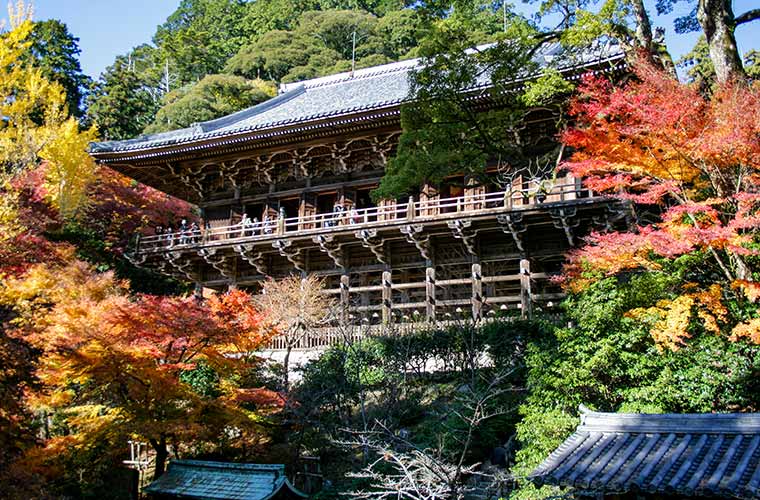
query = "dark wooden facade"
xmin=90 ymin=44 xmax=629 ymax=331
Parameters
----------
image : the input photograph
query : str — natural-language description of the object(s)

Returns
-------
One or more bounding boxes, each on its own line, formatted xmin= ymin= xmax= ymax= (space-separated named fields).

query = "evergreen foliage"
xmin=145 ymin=74 xmax=275 ymax=134
xmin=25 ymin=20 xmax=91 ymax=118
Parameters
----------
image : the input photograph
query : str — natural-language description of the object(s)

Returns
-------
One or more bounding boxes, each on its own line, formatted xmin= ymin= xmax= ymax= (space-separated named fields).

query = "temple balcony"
xmin=127 ymin=180 xmax=628 ymax=332
xmin=132 ymin=181 xmax=607 ymax=259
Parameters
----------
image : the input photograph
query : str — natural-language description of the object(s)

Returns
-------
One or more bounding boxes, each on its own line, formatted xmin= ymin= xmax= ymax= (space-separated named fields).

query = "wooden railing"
xmin=265 ymin=313 xmax=566 ymax=351
xmin=133 ymin=182 xmax=590 ymax=254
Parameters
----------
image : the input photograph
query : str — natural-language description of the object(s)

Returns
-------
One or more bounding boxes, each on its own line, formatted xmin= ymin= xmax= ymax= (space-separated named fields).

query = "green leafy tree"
xmin=85 ymin=58 xmax=160 ymax=140
xmin=374 ymin=15 xmax=570 ymax=200
xmin=375 ymin=8 xmax=429 ymax=59
xmin=241 ymin=0 xmax=320 ymax=33
xmin=153 ymin=0 xmax=250 ymax=85
xmin=25 ymin=20 xmax=91 ymax=118
xmin=225 ymin=29 xmax=330 ymax=82
xmin=145 ymin=74 xmax=275 ymax=134
xmin=227 ymin=8 xmax=428 ymax=83
xmin=510 ymin=271 xmax=760 ymax=499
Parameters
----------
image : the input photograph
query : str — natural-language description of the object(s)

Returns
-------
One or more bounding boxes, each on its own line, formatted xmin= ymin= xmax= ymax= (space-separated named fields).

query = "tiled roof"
xmin=90 ymin=41 xmax=624 ymax=156
xmin=143 ymin=460 xmax=307 ymax=500
xmin=529 ymin=407 xmax=760 ymax=499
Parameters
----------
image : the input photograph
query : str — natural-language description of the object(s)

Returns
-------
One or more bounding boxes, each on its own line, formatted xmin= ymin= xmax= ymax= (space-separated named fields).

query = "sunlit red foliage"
xmin=0 ymin=258 xmax=273 ymax=478
xmin=83 ymin=167 xmax=197 ymax=255
xmin=561 ymin=62 xmax=760 ymax=349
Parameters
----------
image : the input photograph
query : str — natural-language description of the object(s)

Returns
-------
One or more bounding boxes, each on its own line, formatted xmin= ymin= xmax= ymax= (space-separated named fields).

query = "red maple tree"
xmin=561 ymin=62 xmax=760 ymax=348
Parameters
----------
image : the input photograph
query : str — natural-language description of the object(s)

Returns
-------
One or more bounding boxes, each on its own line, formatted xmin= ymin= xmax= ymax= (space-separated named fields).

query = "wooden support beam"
xmin=313 ymin=234 xmax=344 ymax=268
xmin=382 ymin=270 xmax=392 ymax=324
xmin=550 ymin=207 xmax=579 ymax=246
xmin=165 ymin=250 xmax=197 ymax=281
xmin=355 ymin=229 xmax=388 ymax=264
xmin=425 ymin=265 xmax=436 ymax=321
xmin=401 ymin=224 xmax=431 ymax=260
xmin=497 ymin=213 xmax=527 ymax=252
xmin=520 ymin=258 xmax=532 ymax=319
xmin=448 ymin=219 xmax=479 ymax=256
xmin=272 ymin=239 xmax=305 ymax=272
xmin=340 ymin=274 xmax=350 ymax=323
xmin=233 ymin=244 xmax=268 ymax=276
xmin=471 ymin=263 xmax=483 ymax=322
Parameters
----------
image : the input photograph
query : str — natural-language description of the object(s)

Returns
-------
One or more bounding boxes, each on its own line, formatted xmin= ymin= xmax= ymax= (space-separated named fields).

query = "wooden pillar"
xmin=421 ymin=183 xmax=439 ymax=216
xmin=471 ymin=263 xmax=483 ymax=322
xmin=228 ymin=258 xmax=239 ymax=291
xmin=340 ymin=274 xmax=350 ymax=324
xmin=519 ymin=258 xmax=532 ymax=319
xmin=425 ymin=265 xmax=436 ymax=321
xmin=382 ymin=270 xmax=392 ymax=324
xmin=300 ymin=192 xmax=316 ymax=230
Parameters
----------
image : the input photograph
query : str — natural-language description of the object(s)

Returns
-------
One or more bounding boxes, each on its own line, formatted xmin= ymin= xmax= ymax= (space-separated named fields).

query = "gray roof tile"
xmin=143 ymin=460 xmax=307 ymax=500
xmin=90 ymin=41 xmax=624 ymax=155
xmin=530 ymin=408 xmax=760 ymax=498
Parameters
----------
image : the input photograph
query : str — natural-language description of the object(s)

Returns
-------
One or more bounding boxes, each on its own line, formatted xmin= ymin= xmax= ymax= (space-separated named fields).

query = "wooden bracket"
xmin=272 ymin=240 xmax=305 ymax=272
xmin=165 ymin=251 xmax=196 ymax=281
xmin=401 ymin=224 xmax=431 ymax=261
xmin=233 ymin=244 xmax=268 ymax=276
xmin=313 ymin=234 xmax=344 ymax=268
xmin=355 ymin=229 xmax=388 ymax=264
xmin=497 ymin=213 xmax=527 ymax=252
xmin=550 ymin=207 xmax=580 ymax=246
xmin=198 ymin=248 xmax=234 ymax=279
xmin=447 ymin=219 xmax=479 ymax=256
xmin=125 ymin=251 xmax=147 ymax=267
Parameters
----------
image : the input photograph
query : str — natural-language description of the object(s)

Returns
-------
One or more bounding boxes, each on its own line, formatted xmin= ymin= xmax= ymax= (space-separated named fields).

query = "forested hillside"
xmin=85 ymin=1 xmax=458 ymax=139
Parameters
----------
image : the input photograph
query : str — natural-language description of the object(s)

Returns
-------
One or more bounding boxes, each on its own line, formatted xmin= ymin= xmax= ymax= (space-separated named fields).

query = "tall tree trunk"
xmin=698 ymin=0 xmax=746 ymax=83
xmin=150 ymin=435 xmax=168 ymax=480
xmin=631 ymin=0 xmax=653 ymax=53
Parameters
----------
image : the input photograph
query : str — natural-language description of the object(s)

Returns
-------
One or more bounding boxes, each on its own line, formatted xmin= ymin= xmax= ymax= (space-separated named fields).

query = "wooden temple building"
xmin=90 ymin=42 xmax=628 ymax=334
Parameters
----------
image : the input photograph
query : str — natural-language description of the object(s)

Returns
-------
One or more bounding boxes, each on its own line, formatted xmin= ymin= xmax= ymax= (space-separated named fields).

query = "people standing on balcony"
xmin=278 ymin=207 xmax=287 ymax=234
xmin=348 ymin=206 xmax=360 ymax=224
xmin=239 ymin=213 xmax=252 ymax=237
xmin=155 ymin=225 xmax=163 ymax=243
xmin=190 ymin=222 xmax=200 ymax=243
xmin=262 ymin=214 xmax=273 ymax=234
xmin=166 ymin=226 xmax=174 ymax=247
xmin=250 ymin=216 xmax=259 ymax=236
xmin=179 ymin=219 xmax=189 ymax=245
xmin=333 ymin=202 xmax=345 ymax=226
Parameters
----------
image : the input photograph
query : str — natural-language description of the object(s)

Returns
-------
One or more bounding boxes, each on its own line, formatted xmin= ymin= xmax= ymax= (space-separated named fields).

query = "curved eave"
xmin=90 ymin=53 xmax=628 ymax=167
xmin=91 ymin=103 xmax=405 ymax=165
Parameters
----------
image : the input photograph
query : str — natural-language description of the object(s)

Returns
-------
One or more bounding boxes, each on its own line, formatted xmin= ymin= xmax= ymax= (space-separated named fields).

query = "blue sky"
xmin=5 ymin=0 xmax=760 ymax=79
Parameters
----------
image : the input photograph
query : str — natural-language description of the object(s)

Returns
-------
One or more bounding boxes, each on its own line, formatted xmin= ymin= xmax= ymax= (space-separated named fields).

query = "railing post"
xmin=133 ymin=233 xmax=141 ymax=254
xmin=406 ymin=196 xmax=415 ymax=221
xmin=340 ymin=274 xmax=350 ymax=324
xmin=425 ymin=265 xmax=436 ymax=321
xmin=382 ymin=270 xmax=392 ymax=324
xmin=520 ymin=258 xmax=532 ymax=319
xmin=471 ymin=263 xmax=483 ymax=322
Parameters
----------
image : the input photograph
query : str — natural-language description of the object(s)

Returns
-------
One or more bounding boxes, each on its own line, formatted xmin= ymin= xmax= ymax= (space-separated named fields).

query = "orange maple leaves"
xmin=561 ymin=62 xmax=760 ymax=350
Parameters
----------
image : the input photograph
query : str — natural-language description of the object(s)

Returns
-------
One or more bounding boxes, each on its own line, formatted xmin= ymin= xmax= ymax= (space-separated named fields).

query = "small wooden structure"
xmin=529 ymin=407 xmax=760 ymax=499
xmin=144 ymin=461 xmax=308 ymax=500
xmin=90 ymin=42 xmax=629 ymax=343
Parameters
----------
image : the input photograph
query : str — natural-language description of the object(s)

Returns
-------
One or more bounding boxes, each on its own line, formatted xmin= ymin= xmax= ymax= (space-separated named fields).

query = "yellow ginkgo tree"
xmin=1 ymin=0 xmax=98 ymax=219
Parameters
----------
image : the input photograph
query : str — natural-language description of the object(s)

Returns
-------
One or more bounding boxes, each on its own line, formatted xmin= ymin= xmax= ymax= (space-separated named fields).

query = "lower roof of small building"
xmin=143 ymin=460 xmax=307 ymax=500
xmin=529 ymin=407 xmax=760 ymax=499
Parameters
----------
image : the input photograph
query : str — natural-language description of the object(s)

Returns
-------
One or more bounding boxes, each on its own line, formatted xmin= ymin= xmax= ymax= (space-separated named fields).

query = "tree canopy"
xmin=145 ymin=74 xmax=275 ymax=134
